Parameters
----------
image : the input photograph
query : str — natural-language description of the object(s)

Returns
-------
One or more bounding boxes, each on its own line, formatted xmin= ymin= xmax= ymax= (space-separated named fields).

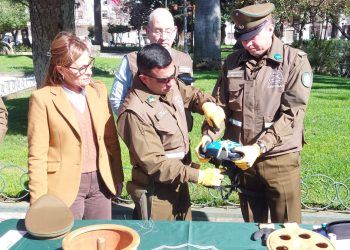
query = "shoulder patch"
xmin=301 ymin=72 xmax=312 ymax=88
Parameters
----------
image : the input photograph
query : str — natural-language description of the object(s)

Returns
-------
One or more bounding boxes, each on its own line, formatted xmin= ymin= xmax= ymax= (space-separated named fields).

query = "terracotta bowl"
xmin=62 ymin=224 xmax=140 ymax=250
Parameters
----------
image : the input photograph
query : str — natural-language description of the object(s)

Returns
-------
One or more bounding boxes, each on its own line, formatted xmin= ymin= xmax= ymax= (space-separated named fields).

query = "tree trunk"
xmin=29 ymin=0 xmax=75 ymax=87
xmin=94 ymin=0 xmax=103 ymax=46
xmin=193 ymin=0 xmax=221 ymax=70
xmin=221 ymin=22 xmax=226 ymax=45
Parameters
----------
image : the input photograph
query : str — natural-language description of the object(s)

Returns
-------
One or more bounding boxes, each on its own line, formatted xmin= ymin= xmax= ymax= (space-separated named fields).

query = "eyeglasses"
xmin=141 ymin=66 xmax=176 ymax=84
xmin=151 ymin=28 xmax=175 ymax=37
xmin=68 ymin=57 xmax=95 ymax=75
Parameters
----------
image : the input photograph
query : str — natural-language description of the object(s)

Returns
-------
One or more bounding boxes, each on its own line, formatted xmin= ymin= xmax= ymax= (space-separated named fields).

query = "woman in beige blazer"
xmin=28 ymin=32 xmax=124 ymax=219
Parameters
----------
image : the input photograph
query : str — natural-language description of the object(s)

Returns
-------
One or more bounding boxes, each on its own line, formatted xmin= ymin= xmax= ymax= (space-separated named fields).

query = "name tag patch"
xmin=178 ymin=66 xmax=192 ymax=74
xmin=227 ymin=70 xmax=244 ymax=78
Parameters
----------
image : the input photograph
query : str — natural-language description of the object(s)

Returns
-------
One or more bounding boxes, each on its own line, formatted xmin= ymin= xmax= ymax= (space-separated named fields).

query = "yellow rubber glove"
xmin=195 ymin=135 xmax=212 ymax=163
xmin=198 ymin=168 xmax=224 ymax=187
xmin=232 ymin=144 xmax=261 ymax=170
xmin=202 ymin=102 xmax=225 ymax=129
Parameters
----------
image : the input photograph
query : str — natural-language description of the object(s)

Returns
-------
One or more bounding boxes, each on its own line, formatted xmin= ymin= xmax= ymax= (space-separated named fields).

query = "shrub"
xmin=293 ymin=39 xmax=350 ymax=76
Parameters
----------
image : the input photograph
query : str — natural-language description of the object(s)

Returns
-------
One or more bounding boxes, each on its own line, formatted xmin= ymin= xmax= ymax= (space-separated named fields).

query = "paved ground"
xmin=1 ymin=201 xmax=348 ymax=225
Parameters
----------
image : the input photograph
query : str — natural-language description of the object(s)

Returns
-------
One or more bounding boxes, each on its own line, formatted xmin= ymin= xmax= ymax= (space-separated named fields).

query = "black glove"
xmin=178 ymin=73 xmax=194 ymax=86
xmin=252 ymin=228 xmax=275 ymax=245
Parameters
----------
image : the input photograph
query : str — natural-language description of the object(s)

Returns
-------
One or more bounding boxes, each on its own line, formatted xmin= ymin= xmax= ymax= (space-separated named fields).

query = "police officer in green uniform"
xmin=197 ymin=3 xmax=312 ymax=223
xmin=117 ymin=44 xmax=225 ymax=221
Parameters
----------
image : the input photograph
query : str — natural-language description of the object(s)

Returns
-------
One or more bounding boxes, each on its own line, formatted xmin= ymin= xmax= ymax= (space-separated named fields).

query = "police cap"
xmin=231 ymin=3 xmax=275 ymax=41
xmin=25 ymin=194 xmax=74 ymax=239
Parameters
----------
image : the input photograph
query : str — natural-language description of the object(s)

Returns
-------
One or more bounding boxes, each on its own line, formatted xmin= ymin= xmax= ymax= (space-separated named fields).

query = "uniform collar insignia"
xmin=274 ymin=53 xmax=282 ymax=61
xmin=147 ymin=95 xmax=155 ymax=103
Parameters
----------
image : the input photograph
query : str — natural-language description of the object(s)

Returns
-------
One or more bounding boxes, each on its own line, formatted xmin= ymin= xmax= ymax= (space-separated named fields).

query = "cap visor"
xmin=235 ymin=23 xmax=265 ymax=41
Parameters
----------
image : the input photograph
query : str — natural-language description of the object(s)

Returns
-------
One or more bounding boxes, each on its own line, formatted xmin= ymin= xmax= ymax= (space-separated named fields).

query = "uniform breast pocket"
xmin=154 ymin=112 xmax=178 ymax=136
xmin=227 ymin=79 xmax=245 ymax=111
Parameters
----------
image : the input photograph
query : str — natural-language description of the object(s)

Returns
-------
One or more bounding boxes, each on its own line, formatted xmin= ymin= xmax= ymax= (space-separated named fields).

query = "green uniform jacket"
xmin=206 ymin=35 xmax=312 ymax=157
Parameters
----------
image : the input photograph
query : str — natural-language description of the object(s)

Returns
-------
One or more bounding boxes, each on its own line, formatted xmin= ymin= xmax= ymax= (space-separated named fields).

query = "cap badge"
xmin=274 ymin=53 xmax=282 ymax=61
xmin=147 ymin=95 xmax=155 ymax=103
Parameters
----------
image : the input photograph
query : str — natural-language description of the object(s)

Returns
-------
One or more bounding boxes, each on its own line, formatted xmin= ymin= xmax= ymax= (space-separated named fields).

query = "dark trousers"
xmin=238 ymin=152 xmax=301 ymax=223
xmin=70 ymin=171 xmax=111 ymax=220
xmin=132 ymin=182 xmax=192 ymax=221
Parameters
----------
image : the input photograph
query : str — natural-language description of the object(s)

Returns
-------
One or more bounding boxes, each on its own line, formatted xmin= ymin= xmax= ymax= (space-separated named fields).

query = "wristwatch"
xmin=256 ymin=141 xmax=267 ymax=154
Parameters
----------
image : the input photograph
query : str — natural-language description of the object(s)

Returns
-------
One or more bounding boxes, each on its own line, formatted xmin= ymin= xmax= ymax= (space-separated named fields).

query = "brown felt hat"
xmin=25 ymin=194 xmax=74 ymax=239
xmin=231 ymin=3 xmax=275 ymax=41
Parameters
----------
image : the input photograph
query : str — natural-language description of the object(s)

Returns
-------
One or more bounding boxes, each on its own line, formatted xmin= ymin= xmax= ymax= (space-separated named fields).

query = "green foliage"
xmin=0 ymin=0 xmax=29 ymax=33
xmin=0 ymin=55 xmax=33 ymax=73
xmin=13 ymin=44 xmax=32 ymax=52
xmin=107 ymin=24 xmax=131 ymax=35
xmin=294 ymin=39 xmax=350 ymax=76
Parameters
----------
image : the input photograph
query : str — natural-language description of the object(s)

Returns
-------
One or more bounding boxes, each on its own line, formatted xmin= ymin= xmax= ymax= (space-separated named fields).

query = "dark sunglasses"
xmin=140 ymin=65 xmax=176 ymax=84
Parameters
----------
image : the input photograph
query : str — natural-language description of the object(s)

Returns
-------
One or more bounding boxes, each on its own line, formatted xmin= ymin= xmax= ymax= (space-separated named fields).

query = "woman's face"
xmin=62 ymin=50 xmax=94 ymax=93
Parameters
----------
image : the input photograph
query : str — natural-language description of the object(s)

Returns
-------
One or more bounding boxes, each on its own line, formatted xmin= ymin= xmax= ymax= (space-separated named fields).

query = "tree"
xmin=94 ymin=0 xmax=103 ymax=46
xmin=0 ymin=0 xmax=29 ymax=44
xmin=193 ymin=0 xmax=221 ymax=69
xmin=29 ymin=0 xmax=75 ymax=87
xmin=107 ymin=24 xmax=130 ymax=44
xmin=128 ymin=0 xmax=163 ymax=47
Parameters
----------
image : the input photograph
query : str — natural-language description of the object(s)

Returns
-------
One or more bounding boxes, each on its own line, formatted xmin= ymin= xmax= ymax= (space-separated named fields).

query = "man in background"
xmin=110 ymin=8 xmax=194 ymax=131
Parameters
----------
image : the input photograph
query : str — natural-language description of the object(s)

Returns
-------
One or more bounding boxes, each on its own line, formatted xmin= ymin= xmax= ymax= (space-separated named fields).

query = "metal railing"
xmin=1 ymin=165 xmax=350 ymax=211
xmin=0 ymin=75 xmax=36 ymax=97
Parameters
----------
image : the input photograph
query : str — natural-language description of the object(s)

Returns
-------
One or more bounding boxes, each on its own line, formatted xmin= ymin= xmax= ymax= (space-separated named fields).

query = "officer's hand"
xmin=202 ymin=102 xmax=225 ymax=129
xmin=232 ymin=144 xmax=261 ymax=170
xmin=197 ymin=168 xmax=224 ymax=187
xmin=195 ymin=135 xmax=212 ymax=163
xmin=116 ymin=182 xmax=123 ymax=197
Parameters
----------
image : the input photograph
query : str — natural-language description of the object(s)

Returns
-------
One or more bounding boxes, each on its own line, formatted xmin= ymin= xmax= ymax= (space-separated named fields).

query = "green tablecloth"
xmin=0 ymin=219 xmax=313 ymax=249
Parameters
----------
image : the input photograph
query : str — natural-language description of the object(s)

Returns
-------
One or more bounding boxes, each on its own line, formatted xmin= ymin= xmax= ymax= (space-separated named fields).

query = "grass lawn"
xmin=0 ymin=55 xmax=349 ymax=209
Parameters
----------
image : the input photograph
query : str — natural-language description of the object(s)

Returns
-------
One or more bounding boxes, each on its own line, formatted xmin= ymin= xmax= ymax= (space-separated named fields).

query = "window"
xmin=102 ymin=11 xmax=108 ymax=19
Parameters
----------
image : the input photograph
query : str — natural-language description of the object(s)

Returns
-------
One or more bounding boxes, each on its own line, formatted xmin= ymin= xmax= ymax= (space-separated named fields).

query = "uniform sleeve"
xmin=109 ymin=56 xmax=133 ymax=115
xmin=27 ymin=93 xmax=50 ymax=204
xmin=102 ymin=85 xmax=124 ymax=184
xmin=259 ymin=53 xmax=313 ymax=150
xmin=117 ymin=111 xmax=199 ymax=184
xmin=0 ymin=97 xmax=8 ymax=144
xmin=201 ymin=66 xmax=229 ymax=141
xmin=177 ymin=80 xmax=216 ymax=114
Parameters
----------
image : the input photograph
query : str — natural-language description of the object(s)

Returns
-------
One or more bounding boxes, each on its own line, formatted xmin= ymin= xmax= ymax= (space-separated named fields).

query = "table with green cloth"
xmin=0 ymin=219 xmax=313 ymax=249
